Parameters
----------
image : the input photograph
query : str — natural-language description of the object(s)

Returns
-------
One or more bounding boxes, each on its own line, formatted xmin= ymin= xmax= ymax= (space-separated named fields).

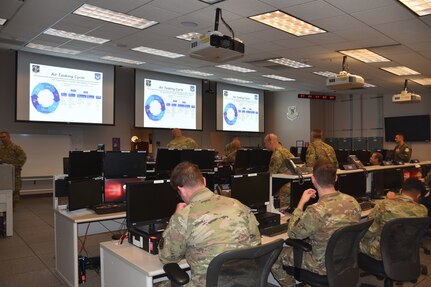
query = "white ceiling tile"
xmin=283 ymin=0 xmax=345 ymax=21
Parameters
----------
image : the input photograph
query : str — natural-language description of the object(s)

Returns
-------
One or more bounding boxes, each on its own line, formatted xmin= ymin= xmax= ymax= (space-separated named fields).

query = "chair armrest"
xmin=163 ymin=263 xmax=190 ymax=286
xmin=285 ymin=238 xmax=312 ymax=252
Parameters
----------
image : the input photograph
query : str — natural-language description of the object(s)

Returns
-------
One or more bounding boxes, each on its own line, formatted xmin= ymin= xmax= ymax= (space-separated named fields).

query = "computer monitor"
xmin=402 ymin=167 xmax=423 ymax=181
xmin=202 ymin=171 xmax=216 ymax=192
xmin=372 ymin=168 xmax=403 ymax=197
xmin=155 ymin=148 xmax=182 ymax=176
xmin=349 ymin=150 xmax=371 ymax=166
xmin=335 ymin=150 xmax=349 ymax=167
xmin=234 ymin=149 xmax=272 ymax=174
xmin=68 ymin=150 xmax=104 ymax=180
xmin=103 ymin=178 xmax=145 ymax=204
xmin=233 ymin=149 xmax=250 ymax=174
xmin=336 ymin=172 xmax=367 ymax=198
xmin=180 ymin=149 xmax=215 ymax=171
xmin=63 ymin=157 xmax=69 ymax=174
xmin=126 ymin=180 xmax=180 ymax=231
xmin=230 ymin=172 xmax=270 ymax=210
xmin=290 ymin=178 xmax=317 ymax=209
xmin=68 ymin=179 xmax=102 ymax=211
xmin=103 ymin=151 xmax=147 ymax=178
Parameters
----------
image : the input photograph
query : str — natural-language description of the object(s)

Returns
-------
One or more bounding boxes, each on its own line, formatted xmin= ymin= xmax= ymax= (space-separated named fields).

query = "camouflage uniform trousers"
xmin=271 ymin=246 xmax=324 ymax=287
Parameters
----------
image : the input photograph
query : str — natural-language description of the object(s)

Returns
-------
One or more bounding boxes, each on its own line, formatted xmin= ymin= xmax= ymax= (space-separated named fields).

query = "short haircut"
xmin=373 ymin=152 xmax=383 ymax=163
xmin=402 ymin=178 xmax=426 ymax=198
xmin=313 ymin=159 xmax=337 ymax=188
xmin=311 ymin=129 xmax=323 ymax=139
xmin=0 ymin=131 xmax=10 ymax=136
xmin=170 ymin=161 xmax=204 ymax=190
xmin=396 ymin=133 xmax=405 ymax=140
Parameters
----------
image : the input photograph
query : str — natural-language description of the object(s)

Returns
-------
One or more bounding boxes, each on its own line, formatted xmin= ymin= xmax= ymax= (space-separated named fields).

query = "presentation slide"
xmin=29 ymin=63 xmax=103 ymax=123
xmin=216 ymin=83 xmax=264 ymax=133
xmin=143 ymin=78 xmax=196 ymax=129
xmin=222 ymin=90 xmax=259 ymax=132
xmin=135 ymin=70 xmax=203 ymax=130
xmin=16 ymin=51 xmax=115 ymax=125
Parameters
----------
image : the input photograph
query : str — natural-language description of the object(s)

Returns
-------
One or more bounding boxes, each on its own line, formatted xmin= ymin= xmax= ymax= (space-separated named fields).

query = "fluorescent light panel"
xmin=222 ymin=78 xmax=253 ymax=84
xmin=73 ymin=4 xmax=158 ymax=29
xmin=262 ymin=74 xmax=295 ymax=81
xmin=43 ymin=28 xmax=110 ymax=44
xmin=216 ymin=64 xmax=256 ymax=73
xmin=380 ymin=66 xmax=420 ymax=76
xmin=268 ymin=58 xmax=312 ymax=68
xmin=177 ymin=69 xmax=213 ymax=77
xmin=176 ymin=32 xmax=202 ymax=41
xmin=260 ymin=84 xmax=285 ymax=90
xmin=398 ymin=0 xmax=431 ymax=16
xmin=0 ymin=18 xmax=7 ymax=26
xmin=25 ymin=43 xmax=80 ymax=55
xmin=410 ymin=77 xmax=431 ymax=85
xmin=249 ymin=10 xmax=326 ymax=36
xmin=101 ymin=56 xmax=144 ymax=65
xmin=313 ymin=71 xmax=338 ymax=77
xmin=339 ymin=49 xmax=390 ymax=63
xmin=132 ymin=46 xmax=184 ymax=58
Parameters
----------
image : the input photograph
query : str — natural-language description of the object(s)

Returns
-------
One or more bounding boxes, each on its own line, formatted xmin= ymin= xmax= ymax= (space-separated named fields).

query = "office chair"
xmin=358 ymin=217 xmax=431 ymax=287
xmin=163 ymin=238 xmax=284 ymax=287
xmin=283 ymin=219 xmax=374 ymax=287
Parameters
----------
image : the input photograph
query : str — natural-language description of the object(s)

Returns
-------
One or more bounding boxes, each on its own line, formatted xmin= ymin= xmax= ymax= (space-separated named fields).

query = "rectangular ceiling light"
xmin=43 ymin=28 xmax=110 ymax=44
xmin=101 ymin=56 xmax=145 ymax=65
xmin=380 ymin=66 xmax=420 ymax=76
xmin=176 ymin=32 xmax=202 ymax=41
xmin=216 ymin=64 xmax=256 ymax=73
xmin=25 ymin=43 xmax=80 ymax=55
xmin=73 ymin=4 xmax=158 ymax=29
xmin=398 ymin=0 xmax=431 ymax=16
xmin=268 ymin=58 xmax=312 ymax=68
xmin=177 ymin=69 xmax=213 ymax=77
xmin=249 ymin=10 xmax=326 ymax=36
xmin=262 ymin=74 xmax=295 ymax=81
xmin=131 ymin=46 xmax=184 ymax=58
xmin=0 ymin=18 xmax=7 ymax=26
xmin=222 ymin=78 xmax=253 ymax=84
xmin=260 ymin=84 xmax=285 ymax=90
xmin=313 ymin=71 xmax=338 ymax=77
xmin=410 ymin=77 xmax=431 ymax=85
xmin=339 ymin=49 xmax=390 ymax=63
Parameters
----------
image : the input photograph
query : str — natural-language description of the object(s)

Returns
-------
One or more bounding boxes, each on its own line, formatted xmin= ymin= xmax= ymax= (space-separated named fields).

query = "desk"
xmin=0 ymin=189 xmax=13 ymax=236
xmin=54 ymin=207 xmax=125 ymax=287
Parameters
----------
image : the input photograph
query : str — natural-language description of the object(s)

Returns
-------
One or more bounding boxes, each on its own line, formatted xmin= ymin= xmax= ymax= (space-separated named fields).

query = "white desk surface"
xmin=55 ymin=207 xmax=125 ymax=223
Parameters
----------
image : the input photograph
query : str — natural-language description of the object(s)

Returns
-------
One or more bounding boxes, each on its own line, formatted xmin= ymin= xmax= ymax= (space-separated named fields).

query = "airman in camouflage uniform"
xmin=158 ymin=161 xmax=261 ymax=287
xmin=167 ymin=128 xmax=199 ymax=149
xmin=306 ymin=129 xmax=338 ymax=169
xmin=271 ymin=160 xmax=361 ymax=287
xmin=393 ymin=133 xmax=412 ymax=163
xmin=223 ymin=137 xmax=241 ymax=163
xmin=264 ymin=133 xmax=294 ymax=209
xmin=360 ymin=178 xmax=427 ymax=260
xmin=0 ymin=131 xmax=27 ymax=204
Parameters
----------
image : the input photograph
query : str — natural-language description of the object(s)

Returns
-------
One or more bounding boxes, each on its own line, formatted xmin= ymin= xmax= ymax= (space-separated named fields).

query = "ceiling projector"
xmin=392 ymin=80 xmax=421 ymax=103
xmin=326 ymin=71 xmax=365 ymax=90
xmin=190 ymin=31 xmax=244 ymax=63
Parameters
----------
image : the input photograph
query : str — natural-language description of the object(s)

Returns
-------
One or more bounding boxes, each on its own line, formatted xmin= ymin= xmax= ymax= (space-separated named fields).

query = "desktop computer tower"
xmin=128 ymin=228 xmax=163 ymax=255
xmin=255 ymin=212 xmax=280 ymax=229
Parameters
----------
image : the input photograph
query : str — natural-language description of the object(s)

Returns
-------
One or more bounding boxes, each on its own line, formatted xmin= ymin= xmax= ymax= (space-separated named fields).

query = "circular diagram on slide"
xmin=145 ymin=95 xmax=166 ymax=121
xmin=224 ymin=103 xmax=238 ymax=125
xmin=31 ymin=83 xmax=60 ymax=114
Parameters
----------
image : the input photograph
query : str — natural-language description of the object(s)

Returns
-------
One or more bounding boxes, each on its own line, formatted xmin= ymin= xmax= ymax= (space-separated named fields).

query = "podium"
xmin=0 ymin=164 xmax=14 ymax=236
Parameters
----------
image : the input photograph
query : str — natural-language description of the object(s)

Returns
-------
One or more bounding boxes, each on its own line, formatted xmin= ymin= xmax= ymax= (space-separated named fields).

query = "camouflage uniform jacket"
xmin=158 ymin=188 xmax=261 ymax=287
xmin=288 ymin=192 xmax=361 ymax=273
xmin=268 ymin=146 xmax=294 ymax=174
xmin=393 ymin=143 xmax=412 ymax=163
xmin=0 ymin=142 xmax=27 ymax=190
xmin=167 ymin=136 xmax=198 ymax=149
xmin=224 ymin=142 xmax=238 ymax=156
xmin=360 ymin=194 xmax=427 ymax=260
xmin=306 ymin=140 xmax=338 ymax=168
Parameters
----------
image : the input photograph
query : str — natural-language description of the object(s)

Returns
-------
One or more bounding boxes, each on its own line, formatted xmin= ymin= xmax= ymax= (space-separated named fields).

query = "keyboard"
xmin=260 ymin=222 xmax=289 ymax=237
xmin=359 ymin=201 xmax=375 ymax=211
xmin=92 ymin=203 xmax=126 ymax=214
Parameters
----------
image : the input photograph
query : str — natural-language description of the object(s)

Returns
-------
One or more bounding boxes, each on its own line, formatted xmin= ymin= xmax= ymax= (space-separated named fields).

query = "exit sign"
xmin=298 ymin=94 xmax=336 ymax=100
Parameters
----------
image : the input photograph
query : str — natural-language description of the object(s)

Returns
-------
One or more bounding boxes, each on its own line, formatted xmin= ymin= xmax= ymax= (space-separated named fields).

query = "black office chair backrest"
xmin=206 ymin=239 xmax=284 ymax=287
xmin=325 ymin=219 xmax=374 ymax=287
xmin=380 ymin=217 xmax=431 ymax=282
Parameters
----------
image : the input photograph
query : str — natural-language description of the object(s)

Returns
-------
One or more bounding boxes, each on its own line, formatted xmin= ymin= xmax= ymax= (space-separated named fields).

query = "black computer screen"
xmin=234 ymin=149 xmax=272 ymax=174
xmin=290 ymin=178 xmax=317 ymax=209
xmin=126 ymin=180 xmax=180 ymax=228
xmin=372 ymin=168 xmax=403 ymax=197
xmin=68 ymin=150 xmax=104 ymax=179
xmin=230 ymin=172 xmax=270 ymax=209
xmin=337 ymin=172 xmax=367 ymax=198
xmin=104 ymin=151 xmax=147 ymax=178
xmin=335 ymin=150 xmax=349 ymax=166
xmin=104 ymin=178 xmax=145 ymax=204
xmin=63 ymin=157 xmax=69 ymax=174
xmin=155 ymin=148 xmax=182 ymax=175
xmin=68 ymin=179 xmax=102 ymax=211
xmin=233 ymin=149 xmax=250 ymax=174
xmin=180 ymin=149 xmax=215 ymax=171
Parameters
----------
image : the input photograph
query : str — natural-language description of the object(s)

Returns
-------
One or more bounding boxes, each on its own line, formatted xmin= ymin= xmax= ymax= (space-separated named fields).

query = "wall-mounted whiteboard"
xmin=10 ymin=134 xmax=71 ymax=177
